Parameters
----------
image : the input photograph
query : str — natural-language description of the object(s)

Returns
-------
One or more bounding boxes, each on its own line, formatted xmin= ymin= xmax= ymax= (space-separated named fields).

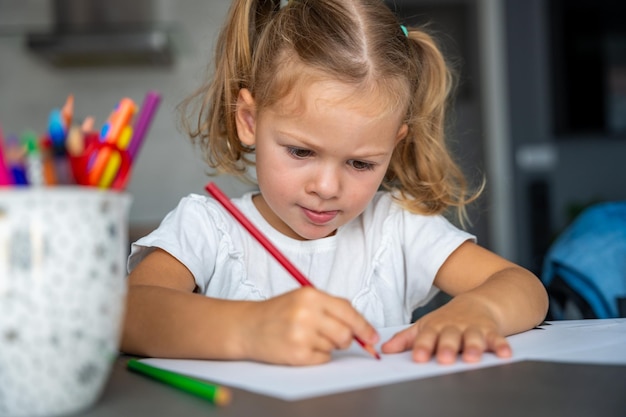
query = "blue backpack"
xmin=541 ymin=201 xmax=626 ymax=319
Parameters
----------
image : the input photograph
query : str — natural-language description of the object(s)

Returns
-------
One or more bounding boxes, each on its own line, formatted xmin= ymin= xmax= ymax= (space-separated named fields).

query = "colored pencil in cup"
xmin=88 ymin=97 xmax=136 ymax=186
xmin=0 ymin=123 xmax=13 ymax=186
xmin=205 ymin=182 xmax=381 ymax=360
xmin=128 ymin=90 xmax=161 ymax=162
xmin=4 ymin=134 xmax=28 ymax=186
xmin=127 ymin=359 xmax=232 ymax=406
xmin=21 ymin=130 xmax=44 ymax=186
xmin=98 ymin=124 xmax=133 ymax=189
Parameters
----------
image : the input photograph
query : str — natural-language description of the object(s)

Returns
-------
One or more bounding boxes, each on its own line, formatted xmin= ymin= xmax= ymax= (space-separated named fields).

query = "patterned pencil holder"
xmin=0 ymin=187 xmax=131 ymax=417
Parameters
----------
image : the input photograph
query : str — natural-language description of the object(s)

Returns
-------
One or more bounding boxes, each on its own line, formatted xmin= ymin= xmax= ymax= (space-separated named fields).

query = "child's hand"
xmin=380 ymin=299 xmax=512 ymax=364
xmin=239 ymin=287 xmax=379 ymax=366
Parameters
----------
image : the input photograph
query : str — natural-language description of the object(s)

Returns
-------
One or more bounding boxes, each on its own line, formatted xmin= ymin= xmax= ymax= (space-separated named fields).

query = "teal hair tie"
xmin=400 ymin=25 xmax=408 ymax=37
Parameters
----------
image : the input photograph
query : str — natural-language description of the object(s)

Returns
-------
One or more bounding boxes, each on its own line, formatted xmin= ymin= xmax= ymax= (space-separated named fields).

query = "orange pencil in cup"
xmin=40 ymin=136 xmax=58 ymax=185
xmin=87 ymin=98 xmax=136 ymax=186
xmin=205 ymin=182 xmax=381 ymax=360
xmin=61 ymin=94 xmax=74 ymax=129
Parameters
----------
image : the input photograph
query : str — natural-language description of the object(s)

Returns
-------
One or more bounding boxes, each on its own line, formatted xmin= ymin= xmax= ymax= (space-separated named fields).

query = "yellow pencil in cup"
xmin=127 ymin=359 xmax=232 ymax=406
xmin=98 ymin=124 xmax=132 ymax=188
xmin=88 ymin=98 xmax=136 ymax=186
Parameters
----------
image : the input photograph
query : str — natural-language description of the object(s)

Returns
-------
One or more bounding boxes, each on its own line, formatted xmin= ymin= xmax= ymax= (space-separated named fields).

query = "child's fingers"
xmin=248 ymin=288 xmax=379 ymax=364
xmin=387 ymin=324 xmax=509 ymax=364
xmin=460 ymin=327 xmax=487 ymax=363
xmin=380 ymin=326 xmax=419 ymax=354
xmin=316 ymin=313 xmax=357 ymax=350
xmin=433 ymin=325 xmax=463 ymax=364
xmin=286 ymin=344 xmax=334 ymax=366
xmin=411 ymin=326 xmax=439 ymax=362
xmin=461 ymin=329 xmax=512 ymax=362
xmin=486 ymin=331 xmax=512 ymax=358
xmin=435 ymin=327 xmax=511 ymax=364
xmin=323 ymin=296 xmax=380 ymax=348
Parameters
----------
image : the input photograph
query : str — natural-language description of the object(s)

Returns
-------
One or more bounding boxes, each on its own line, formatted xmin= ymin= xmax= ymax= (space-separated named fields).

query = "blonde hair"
xmin=179 ymin=0 xmax=482 ymax=225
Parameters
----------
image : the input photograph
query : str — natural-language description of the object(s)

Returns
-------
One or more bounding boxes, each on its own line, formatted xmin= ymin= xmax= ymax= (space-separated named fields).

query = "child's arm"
xmin=380 ymin=241 xmax=548 ymax=364
xmin=121 ymin=248 xmax=379 ymax=365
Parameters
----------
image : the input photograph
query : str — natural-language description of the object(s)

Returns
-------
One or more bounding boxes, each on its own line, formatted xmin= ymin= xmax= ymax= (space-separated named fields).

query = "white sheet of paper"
xmin=140 ymin=319 xmax=626 ymax=401
xmin=510 ymin=318 xmax=626 ymax=364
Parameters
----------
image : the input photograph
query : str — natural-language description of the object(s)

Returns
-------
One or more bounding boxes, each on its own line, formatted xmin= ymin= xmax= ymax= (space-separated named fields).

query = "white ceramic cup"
xmin=0 ymin=188 xmax=131 ymax=417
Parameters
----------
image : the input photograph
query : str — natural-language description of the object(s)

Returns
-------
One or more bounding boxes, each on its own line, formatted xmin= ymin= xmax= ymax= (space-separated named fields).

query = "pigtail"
xmin=179 ymin=0 xmax=282 ymax=177
xmin=387 ymin=28 xmax=481 ymax=226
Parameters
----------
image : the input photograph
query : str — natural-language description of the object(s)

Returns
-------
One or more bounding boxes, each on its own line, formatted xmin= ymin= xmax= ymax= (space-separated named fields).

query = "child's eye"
xmin=286 ymin=146 xmax=313 ymax=159
xmin=348 ymin=160 xmax=375 ymax=171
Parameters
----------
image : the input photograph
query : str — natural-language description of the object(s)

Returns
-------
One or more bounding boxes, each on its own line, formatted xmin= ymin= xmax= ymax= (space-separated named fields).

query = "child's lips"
xmin=301 ymin=207 xmax=339 ymax=224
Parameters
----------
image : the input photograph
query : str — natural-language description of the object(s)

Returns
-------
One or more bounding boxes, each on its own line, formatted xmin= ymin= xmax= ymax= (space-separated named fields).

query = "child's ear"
xmin=395 ymin=123 xmax=408 ymax=144
xmin=236 ymin=89 xmax=257 ymax=146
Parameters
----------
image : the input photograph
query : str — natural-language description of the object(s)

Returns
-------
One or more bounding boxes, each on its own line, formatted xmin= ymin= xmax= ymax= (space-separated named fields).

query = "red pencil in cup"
xmin=205 ymin=182 xmax=381 ymax=360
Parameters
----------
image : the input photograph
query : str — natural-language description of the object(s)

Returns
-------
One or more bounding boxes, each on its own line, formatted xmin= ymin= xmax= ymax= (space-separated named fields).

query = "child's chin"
xmin=294 ymin=226 xmax=338 ymax=241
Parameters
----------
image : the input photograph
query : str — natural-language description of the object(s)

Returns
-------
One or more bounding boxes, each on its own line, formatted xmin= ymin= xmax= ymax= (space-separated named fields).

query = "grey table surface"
xmin=71 ymin=355 xmax=626 ymax=417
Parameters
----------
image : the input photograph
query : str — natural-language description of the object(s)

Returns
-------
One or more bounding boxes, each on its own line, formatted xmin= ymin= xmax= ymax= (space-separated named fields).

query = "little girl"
xmin=121 ymin=0 xmax=548 ymax=366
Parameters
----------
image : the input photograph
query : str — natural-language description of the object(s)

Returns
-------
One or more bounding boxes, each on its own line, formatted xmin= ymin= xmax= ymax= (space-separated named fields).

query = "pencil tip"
xmin=215 ymin=388 xmax=233 ymax=406
xmin=365 ymin=344 xmax=381 ymax=360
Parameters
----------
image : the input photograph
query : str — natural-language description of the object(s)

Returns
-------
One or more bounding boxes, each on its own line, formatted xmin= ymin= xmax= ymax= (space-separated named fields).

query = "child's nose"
xmin=306 ymin=164 xmax=341 ymax=199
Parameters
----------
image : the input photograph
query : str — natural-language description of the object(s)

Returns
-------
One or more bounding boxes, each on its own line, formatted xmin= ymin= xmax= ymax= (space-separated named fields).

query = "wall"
xmin=0 ymin=0 xmax=256 ymax=234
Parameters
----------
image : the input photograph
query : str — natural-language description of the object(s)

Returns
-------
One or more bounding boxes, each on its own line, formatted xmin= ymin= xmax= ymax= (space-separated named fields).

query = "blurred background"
xmin=1 ymin=0 xmax=625 ymax=276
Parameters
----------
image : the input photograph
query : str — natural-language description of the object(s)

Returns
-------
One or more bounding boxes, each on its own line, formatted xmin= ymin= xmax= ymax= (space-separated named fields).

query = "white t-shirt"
xmin=128 ymin=191 xmax=475 ymax=327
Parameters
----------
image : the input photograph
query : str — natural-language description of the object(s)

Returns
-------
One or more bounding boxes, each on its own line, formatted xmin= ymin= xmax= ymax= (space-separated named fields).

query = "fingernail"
xmin=498 ymin=346 xmax=512 ymax=358
xmin=438 ymin=349 xmax=455 ymax=364
xmin=463 ymin=348 xmax=480 ymax=362
xmin=414 ymin=348 xmax=429 ymax=362
xmin=465 ymin=348 xmax=478 ymax=356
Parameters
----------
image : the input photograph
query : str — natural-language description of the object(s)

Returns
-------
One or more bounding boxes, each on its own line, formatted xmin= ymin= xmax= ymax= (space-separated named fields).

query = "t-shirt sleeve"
xmin=127 ymin=194 xmax=223 ymax=291
xmin=397 ymin=208 xmax=476 ymax=311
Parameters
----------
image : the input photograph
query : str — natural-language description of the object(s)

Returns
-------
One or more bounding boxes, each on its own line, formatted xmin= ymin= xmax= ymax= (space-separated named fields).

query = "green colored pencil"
xmin=127 ymin=358 xmax=232 ymax=406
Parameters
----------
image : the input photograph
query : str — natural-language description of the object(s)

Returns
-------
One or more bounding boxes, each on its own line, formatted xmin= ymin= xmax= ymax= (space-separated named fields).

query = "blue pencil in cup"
xmin=4 ymin=134 xmax=28 ymax=186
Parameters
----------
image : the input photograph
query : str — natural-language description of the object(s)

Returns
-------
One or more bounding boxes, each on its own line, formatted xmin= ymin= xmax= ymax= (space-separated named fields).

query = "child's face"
xmin=236 ymin=80 xmax=408 ymax=240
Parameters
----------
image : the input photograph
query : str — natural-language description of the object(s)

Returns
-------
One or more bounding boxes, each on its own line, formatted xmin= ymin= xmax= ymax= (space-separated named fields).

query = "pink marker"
xmin=0 ymin=123 xmax=14 ymax=186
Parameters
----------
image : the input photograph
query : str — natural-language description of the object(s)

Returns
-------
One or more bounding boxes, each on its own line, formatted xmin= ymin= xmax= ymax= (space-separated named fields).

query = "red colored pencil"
xmin=205 ymin=182 xmax=380 ymax=360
